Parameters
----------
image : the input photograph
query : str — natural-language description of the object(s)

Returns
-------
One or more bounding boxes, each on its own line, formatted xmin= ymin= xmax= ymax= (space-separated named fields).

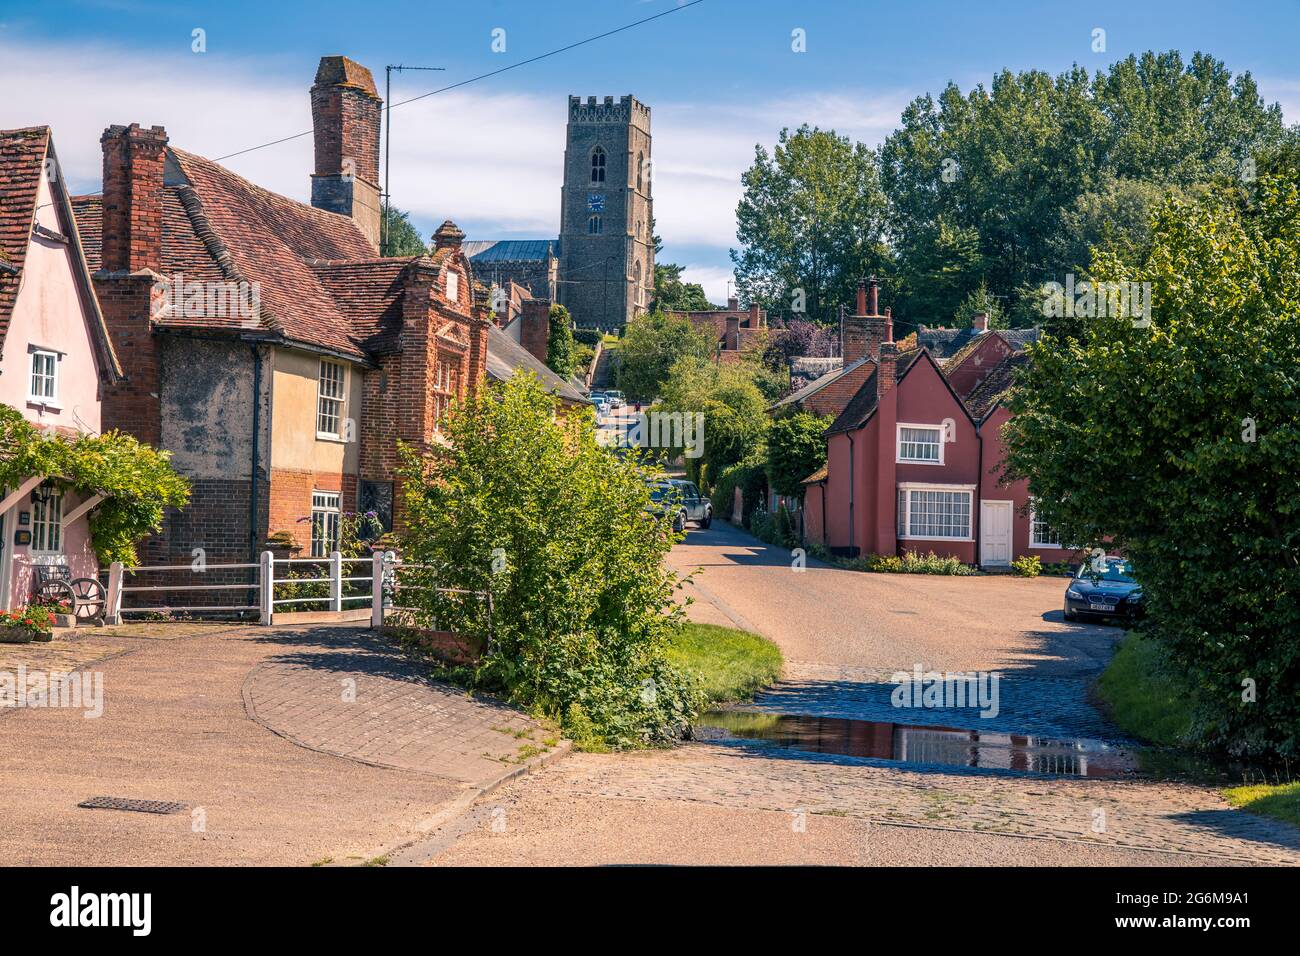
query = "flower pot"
xmin=0 ymin=624 xmax=37 ymax=644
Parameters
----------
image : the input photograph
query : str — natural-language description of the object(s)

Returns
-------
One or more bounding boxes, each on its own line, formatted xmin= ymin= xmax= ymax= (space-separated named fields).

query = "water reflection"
xmin=696 ymin=711 xmax=1139 ymax=778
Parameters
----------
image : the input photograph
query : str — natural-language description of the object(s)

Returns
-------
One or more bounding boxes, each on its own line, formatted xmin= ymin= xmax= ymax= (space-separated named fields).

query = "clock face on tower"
xmin=587 ymin=193 xmax=605 ymax=213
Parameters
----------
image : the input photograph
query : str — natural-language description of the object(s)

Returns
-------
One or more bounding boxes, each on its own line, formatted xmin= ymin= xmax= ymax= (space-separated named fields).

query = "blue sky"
xmin=4 ymin=0 xmax=1298 ymax=300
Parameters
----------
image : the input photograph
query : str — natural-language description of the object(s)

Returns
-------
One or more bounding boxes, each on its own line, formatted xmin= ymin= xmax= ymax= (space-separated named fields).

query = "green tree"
xmin=614 ymin=311 xmax=714 ymax=402
xmin=952 ymin=280 xmax=1005 ymax=330
xmin=397 ymin=374 xmax=701 ymax=748
xmin=1003 ymin=172 xmax=1300 ymax=757
xmin=766 ymin=411 xmax=831 ymax=499
xmin=658 ymin=357 xmax=770 ymax=488
xmin=382 ymin=205 xmax=427 ymax=257
xmin=545 ymin=303 xmax=577 ymax=377
xmin=881 ymin=51 xmax=1286 ymax=329
xmin=731 ymin=125 xmax=891 ymax=325
xmin=651 ymin=263 xmax=714 ymax=312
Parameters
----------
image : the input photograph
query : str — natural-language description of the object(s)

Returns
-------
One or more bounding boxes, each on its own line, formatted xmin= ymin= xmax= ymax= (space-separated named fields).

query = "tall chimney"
xmin=310 ymin=56 xmax=382 ymax=253
xmin=972 ymin=311 xmax=989 ymax=332
xmin=843 ymin=277 xmax=893 ymax=364
xmin=100 ymin=124 xmax=168 ymax=273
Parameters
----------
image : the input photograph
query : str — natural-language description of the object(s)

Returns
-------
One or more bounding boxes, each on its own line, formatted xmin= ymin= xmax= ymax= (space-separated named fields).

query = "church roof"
xmin=464 ymin=239 xmax=556 ymax=263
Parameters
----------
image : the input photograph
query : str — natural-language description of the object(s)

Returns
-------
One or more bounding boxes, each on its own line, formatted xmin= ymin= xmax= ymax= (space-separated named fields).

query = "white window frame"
xmin=31 ymin=491 xmax=63 ymax=554
xmin=28 ymin=348 xmax=60 ymax=407
xmin=1029 ymin=499 xmax=1062 ymax=548
xmin=310 ymin=491 xmax=341 ymax=558
xmin=896 ymin=423 xmax=944 ymax=465
xmin=896 ymin=483 xmax=975 ymax=541
xmin=316 ymin=360 xmax=347 ymax=440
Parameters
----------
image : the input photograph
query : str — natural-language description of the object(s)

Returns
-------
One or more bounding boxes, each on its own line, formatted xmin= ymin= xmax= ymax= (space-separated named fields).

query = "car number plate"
xmin=1089 ymin=603 xmax=1115 ymax=612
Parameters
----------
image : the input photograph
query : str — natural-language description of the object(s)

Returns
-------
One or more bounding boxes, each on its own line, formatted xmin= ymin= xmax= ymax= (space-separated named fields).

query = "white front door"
xmin=980 ymin=500 xmax=1013 ymax=566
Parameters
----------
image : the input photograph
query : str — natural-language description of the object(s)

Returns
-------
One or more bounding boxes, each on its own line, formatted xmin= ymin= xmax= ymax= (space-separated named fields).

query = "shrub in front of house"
xmin=1010 ymin=554 xmax=1042 ymax=577
xmin=397 ymin=374 xmax=702 ymax=750
xmin=748 ymin=505 xmax=798 ymax=550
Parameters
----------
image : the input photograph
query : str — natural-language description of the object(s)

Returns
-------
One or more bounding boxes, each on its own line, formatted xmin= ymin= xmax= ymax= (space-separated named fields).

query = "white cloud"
xmin=677 ymin=264 xmax=737 ymax=306
xmin=0 ymin=36 xmax=914 ymax=305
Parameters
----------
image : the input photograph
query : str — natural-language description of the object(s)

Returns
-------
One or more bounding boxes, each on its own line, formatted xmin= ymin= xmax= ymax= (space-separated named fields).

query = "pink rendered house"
xmin=802 ymin=294 xmax=1077 ymax=568
xmin=0 ymin=127 xmax=121 ymax=610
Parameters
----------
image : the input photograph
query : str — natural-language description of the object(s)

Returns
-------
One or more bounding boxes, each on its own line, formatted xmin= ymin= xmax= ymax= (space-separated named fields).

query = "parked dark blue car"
xmin=1063 ymin=556 xmax=1144 ymax=622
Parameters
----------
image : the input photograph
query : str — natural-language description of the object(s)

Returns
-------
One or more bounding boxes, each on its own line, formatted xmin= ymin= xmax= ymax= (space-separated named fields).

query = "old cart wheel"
xmin=36 ymin=577 xmax=75 ymax=610
xmin=70 ymin=578 xmax=107 ymax=621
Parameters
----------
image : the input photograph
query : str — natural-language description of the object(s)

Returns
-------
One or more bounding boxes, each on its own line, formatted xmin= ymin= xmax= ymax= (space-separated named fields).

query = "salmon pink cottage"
xmin=0 ymin=126 xmax=185 ymax=622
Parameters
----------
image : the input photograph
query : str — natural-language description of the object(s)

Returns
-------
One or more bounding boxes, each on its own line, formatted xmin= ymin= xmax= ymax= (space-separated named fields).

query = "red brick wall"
xmin=519 ymin=299 xmax=550 ymax=364
xmin=94 ymin=273 xmax=162 ymax=445
xmin=99 ymin=124 xmax=167 ymax=272
xmin=267 ymin=467 xmax=357 ymax=553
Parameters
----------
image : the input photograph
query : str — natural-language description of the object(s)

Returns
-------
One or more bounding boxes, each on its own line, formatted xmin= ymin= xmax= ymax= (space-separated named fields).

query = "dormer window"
xmin=445 ymin=270 xmax=460 ymax=301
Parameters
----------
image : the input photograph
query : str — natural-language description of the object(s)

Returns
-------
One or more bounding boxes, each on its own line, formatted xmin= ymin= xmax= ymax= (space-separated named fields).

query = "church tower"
xmin=558 ymin=95 xmax=653 ymax=330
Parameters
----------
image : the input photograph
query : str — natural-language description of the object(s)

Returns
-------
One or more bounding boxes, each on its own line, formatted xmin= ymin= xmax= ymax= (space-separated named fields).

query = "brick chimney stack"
xmin=100 ymin=123 xmax=167 ymax=273
xmin=310 ymin=55 xmax=383 ymax=253
xmin=972 ymin=311 xmax=989 ymax=332
xmin=876 ymin=341 xmax=899 ymax=399
xmin=843 ymin=276 xmax=893 ymax=364
xmin=520 ymin=299 xmax=551 ymax=364
xmin=433 ymin=219 xmax=465 ymax=250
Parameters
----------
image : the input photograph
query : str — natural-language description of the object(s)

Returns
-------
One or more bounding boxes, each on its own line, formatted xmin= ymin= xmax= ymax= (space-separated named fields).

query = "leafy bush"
xmin=397 ymin=374 xmax=702 ymax=749
xmin=0 ymin=403 xmax=189 ymax=565
xmin=572 ymin=327 xmax=603 ymax=347
xmin=545 ymin=304 xmax=577 ymax=377
xmin=1010 ymin=554 xmax=1042 ymax=577
xmin=748 ymin=505 xmax=798 ymax=549
xmin=766 ymin=411 xmax=831 ymax=498
xmin=1004 ymin=170 xmax=1300 ymax=757
xmin=710 ymin=454 xmax=767 ymax=523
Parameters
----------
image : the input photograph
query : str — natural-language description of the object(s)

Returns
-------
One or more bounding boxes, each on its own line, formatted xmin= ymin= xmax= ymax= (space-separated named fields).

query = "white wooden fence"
xmin=103 ymin=550 xmax=488 ymax=629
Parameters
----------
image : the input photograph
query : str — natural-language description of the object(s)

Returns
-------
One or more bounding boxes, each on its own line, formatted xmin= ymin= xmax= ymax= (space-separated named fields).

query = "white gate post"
xmin=105 ymin=561 xmax=124 ymax=625
xmin=370 ymin=550 xmax=385 ymax=629
xmin=330 ymin=551 xmax=343 ymax=612
xmin=259 ymin=550 xmax=275 ymax=626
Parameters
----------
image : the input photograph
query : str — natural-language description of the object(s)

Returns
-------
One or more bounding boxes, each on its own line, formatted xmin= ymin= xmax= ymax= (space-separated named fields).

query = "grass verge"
xmin=1222 ymin=782 xmax=1300 ymax=827
xmin=1093 ymin=631 xmax=1193 ymax=747
xmin=1096 ymin=632 xmax=1300 ymax=828
xmin=667 ymin=623 xmax=783 ymax=705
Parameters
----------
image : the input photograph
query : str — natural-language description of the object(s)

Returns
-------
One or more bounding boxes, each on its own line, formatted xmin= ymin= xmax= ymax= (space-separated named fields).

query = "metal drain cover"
xmin=78 ymin=796 xmax=188 ymax=815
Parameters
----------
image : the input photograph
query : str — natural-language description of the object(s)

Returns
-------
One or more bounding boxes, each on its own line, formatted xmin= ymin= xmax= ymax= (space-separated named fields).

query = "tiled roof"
xmin=485 ymin=322 xmax=586 ymax=404
xmin=802 ymin=463 xmax=829 ymax=484
xmin=464 ymin=240 xmax=556 ymax=262
xmin=168 ymin=148 xmax=376 ymax=356
xmin=0 ymin=126 xmax=49 ymax=347
xmin=309 ymin=257 xmax=417 ymax=355
xmin=917 ymin=325 xmax=979 ymax=358
xmin=963 ymin=352 xmax=1028 ymax=421
xmin=73 ymin=145 xmax=410 ymax=360
xmin=827 ymin=348 xmax=924 ymax=433
xmin=2 ymin=127 xmax=119 ymax=378
xmin=771 ymin=356 xmax=871 ymax=408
